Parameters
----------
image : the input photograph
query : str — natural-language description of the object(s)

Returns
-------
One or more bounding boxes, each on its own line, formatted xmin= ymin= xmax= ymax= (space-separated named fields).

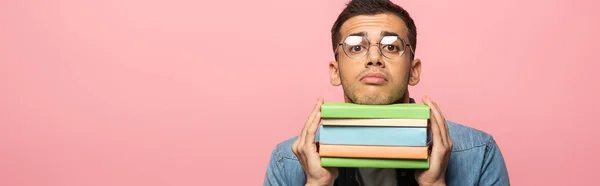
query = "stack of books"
xmin=315 ymin=102 xmax=431 ymax=169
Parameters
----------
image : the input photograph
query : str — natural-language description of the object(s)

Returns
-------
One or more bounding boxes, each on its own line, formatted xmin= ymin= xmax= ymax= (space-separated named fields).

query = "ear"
xmin=408 ymin=58 xmax=421 ymax=86
xmin=329 ymin=60 xmax=342 ymax=86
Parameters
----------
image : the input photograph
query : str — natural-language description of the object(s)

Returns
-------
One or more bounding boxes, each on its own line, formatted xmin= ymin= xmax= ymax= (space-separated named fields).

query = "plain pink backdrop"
xmin=1 ymin=0 xmax=599 ymax=185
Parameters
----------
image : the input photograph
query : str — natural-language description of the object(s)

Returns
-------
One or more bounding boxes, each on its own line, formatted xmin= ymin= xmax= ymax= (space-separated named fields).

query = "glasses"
xmin=335 ymin=35 xmax=414 ymax=60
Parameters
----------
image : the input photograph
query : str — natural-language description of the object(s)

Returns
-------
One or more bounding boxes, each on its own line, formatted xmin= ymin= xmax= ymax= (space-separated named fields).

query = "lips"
xmin=360 ymin=72 xmax=387 ymax=85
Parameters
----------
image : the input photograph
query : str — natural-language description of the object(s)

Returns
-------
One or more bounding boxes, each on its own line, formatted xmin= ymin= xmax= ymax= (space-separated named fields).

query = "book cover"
xmin=320 ymin=157 xmax=430 ymax=169
xmin=316 ymin=125 xmax=429 ymax=146
xmin=319 ymin=144 xmax=429 ymax=159
xmin=320 ymin=102 xmax=430 ymax=119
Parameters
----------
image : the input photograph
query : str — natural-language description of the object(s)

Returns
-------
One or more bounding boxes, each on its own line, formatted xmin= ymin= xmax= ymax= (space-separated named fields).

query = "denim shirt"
xmin=263 ymin=120 xmax=510 ymax=186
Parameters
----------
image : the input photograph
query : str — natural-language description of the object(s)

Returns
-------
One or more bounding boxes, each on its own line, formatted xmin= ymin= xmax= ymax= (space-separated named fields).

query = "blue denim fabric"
xmin=263 ymin=120 xmax=510 ymax=186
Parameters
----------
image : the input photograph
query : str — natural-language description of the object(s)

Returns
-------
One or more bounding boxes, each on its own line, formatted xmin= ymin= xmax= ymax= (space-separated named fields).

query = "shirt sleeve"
xmin=263 ymin=146 xmax=287 ymax=186
xmin=478 ymin=137 xmax=511 ymax=186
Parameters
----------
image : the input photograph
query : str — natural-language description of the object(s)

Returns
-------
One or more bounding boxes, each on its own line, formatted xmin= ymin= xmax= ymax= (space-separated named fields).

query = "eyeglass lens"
xmin=342 ymin=35 xmax=406 ymax=59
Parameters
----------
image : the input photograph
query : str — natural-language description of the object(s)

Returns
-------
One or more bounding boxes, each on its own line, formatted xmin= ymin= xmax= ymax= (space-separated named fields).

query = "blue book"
xmin=315 ymin=125 xmax=429 ymax=146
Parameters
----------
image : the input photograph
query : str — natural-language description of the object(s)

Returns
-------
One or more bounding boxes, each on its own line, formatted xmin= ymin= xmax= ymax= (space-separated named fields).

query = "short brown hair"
xmin=331 ymin=0 xmax=417 ymax=59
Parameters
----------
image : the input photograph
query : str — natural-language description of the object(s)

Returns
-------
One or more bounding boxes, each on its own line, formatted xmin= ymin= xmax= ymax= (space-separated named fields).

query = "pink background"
xmin=1 ymin=0 xmax=599 ymax=185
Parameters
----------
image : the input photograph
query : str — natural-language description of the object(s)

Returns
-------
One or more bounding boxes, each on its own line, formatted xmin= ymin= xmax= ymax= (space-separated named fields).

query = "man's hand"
xmin=415 ymin=96 xmax=453 ymax=186
xmin=292 ymin=98 xmax=338 ymax=186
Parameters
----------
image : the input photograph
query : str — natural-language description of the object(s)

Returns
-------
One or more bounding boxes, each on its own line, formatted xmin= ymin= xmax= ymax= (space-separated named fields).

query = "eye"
xmin=350 ymin=45 xmax=364 ymax=52
xmin=382 ymin=45 xmax=399 ymax=52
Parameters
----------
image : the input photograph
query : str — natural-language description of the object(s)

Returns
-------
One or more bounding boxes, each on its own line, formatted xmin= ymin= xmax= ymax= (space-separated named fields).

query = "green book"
xmin=321 ymin=157 xmax=429 ymax=169
xmin=320 ymin=102 xmax=430 ymax=119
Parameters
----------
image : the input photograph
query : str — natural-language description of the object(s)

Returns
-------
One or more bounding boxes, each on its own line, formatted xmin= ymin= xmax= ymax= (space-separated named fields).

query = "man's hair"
xmin=331 ymin=0 xmax=417 ymax=60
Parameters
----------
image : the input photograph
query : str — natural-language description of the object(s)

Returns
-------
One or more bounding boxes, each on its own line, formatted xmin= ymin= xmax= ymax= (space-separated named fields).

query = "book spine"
xmin=319 ymin=144 xmax=429 ymax=159
xmin=320 ymin=104 xmax=430 ymax=119
xmin=321 ymin=118 xmax=428 ymax=127
xmin=317 ymin=125 xmax=428 ymax=146
xmin=320 ymin=157 xmax=430 ymax=169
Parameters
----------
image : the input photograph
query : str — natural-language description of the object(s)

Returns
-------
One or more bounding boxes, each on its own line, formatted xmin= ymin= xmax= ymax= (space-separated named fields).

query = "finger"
xmin=293 ymin=139 xmax=303 ymax=159
xmin=431 ymin=100 xmax=453 ymax=148
xmin=426 ymin=117 xmax=446 ymax=172
xmin=298 ymin=127 xmax=306 ymax=151
xmin=305 ymin=100 xmax=323 ymax=145
xmin=423 ymin=96 xmax=444 ymax=150
xmin=425 ymin=96 xmax=448 ymax=147
xmin=431 ymin=100 xmax=449 ymax=139
xmin=292 ymin=139 xmax=308 ymax=170
xmin=299 ymin=98 xmax=323 ymax=148
xmin=303 ymin=112 xmax=322 ymax=163
xmin=307 ymin=97 xmax=323 ymax=126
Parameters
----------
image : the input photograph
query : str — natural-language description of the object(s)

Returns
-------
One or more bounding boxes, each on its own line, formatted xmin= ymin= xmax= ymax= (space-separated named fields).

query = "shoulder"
xmin=265 ymin=136 xmax=307 ymax=185
xmin=446 ymin=121 xmax=510 ymax=185
xmin=446 ymin=120 xmax=496 ymax=152
xmin=270 ymin=136 xmax=300 ymax=161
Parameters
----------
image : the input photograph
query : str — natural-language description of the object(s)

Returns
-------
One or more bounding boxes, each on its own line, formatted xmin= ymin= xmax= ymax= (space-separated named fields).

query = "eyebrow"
xmin=348 ymin=31 xmax=367 ymax=37
xmin=381 ymin=31 xmax=399 ymax=37
xmin=346 ymin=31 xmax=399 ymax=37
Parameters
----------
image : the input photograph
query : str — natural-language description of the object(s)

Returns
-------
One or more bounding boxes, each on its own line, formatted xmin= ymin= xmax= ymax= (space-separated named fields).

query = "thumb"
xmin=326 ymin=167 xmax=339 ymax=179
xmin=413 ymin=169 xmax=426 ymax=181
xmin=421 ymin=95 xmax=431 ymax=104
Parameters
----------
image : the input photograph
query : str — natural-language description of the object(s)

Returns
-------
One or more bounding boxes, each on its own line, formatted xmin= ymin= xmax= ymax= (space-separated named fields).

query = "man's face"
xmin=329 ymin=13 xmax=421 ymax=105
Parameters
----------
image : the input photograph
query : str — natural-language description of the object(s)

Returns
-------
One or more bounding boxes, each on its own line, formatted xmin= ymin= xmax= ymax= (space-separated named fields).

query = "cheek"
xmin=339 ymin=64 xmax=363 ymax=80
xmin=388 ymin=64 xmax=411 ymax=81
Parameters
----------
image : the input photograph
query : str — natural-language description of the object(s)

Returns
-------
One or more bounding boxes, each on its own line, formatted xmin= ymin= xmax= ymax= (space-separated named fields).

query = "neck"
xmin=400 ymin=91 xmax=410 ymax=103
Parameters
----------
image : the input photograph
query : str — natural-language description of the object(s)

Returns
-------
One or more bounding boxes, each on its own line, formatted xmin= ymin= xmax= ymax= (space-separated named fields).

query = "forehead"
xmin=339 ymin=13 xmax=408 ymax=41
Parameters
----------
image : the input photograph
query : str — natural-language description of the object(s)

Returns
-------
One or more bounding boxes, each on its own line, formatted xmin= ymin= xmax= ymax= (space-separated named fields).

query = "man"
xmin=263 ymin=0 xmax=510 ymax=185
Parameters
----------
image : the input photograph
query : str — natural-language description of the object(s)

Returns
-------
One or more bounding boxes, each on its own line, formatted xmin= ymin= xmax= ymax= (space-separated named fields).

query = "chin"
xmin=351 ymin=94 xmax=398 ymax=105
xmin=341 ymin=82 xmax=405 ymax=105
xmin=354 ymin=99 xmax=392 ymax=105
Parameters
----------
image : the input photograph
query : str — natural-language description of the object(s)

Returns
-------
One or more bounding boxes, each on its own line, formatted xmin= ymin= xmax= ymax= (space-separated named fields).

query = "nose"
xmin=364 ymin=45 xmax=385 ymax=68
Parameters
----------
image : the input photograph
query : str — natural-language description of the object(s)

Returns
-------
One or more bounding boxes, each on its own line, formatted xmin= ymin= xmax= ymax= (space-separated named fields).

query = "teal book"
xmin=315 ymin=125 xmax=429 ymax=146
xmin=321 ymin=102 xmax=430 ymax=119
xmin=321 ymin=157 xmax=430 ymax=169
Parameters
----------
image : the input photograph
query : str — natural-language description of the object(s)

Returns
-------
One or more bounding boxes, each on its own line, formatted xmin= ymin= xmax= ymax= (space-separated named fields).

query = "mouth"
xmin=360 ymin=72 xmax=387 ymax=85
